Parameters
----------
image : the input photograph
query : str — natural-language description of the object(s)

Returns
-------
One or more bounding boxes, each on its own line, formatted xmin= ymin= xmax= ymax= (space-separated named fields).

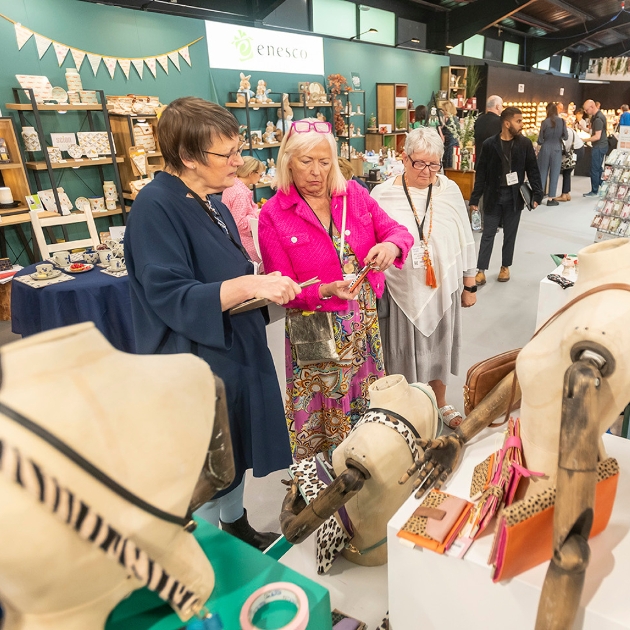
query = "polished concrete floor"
xmin=243 ymin=175 xmax=604 ymax=625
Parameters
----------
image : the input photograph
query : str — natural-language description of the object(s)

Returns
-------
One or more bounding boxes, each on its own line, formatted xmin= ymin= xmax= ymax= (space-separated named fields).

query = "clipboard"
xmin=229 ymin=277 xmax=320 ymax=315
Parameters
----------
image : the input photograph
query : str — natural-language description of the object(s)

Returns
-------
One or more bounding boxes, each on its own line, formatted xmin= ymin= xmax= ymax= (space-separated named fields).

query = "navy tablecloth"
xmin=11 ymin=264 xmax=135 ymax=352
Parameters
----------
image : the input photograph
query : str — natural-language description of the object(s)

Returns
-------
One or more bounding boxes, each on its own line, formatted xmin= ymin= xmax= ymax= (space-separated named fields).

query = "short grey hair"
xmin=404 ymin=127 xmax=444 ymax=160
xmin=274 ymin=118 xmax=347 ymax=195
xmin=486 ymin=95 xmax=503 ymax=111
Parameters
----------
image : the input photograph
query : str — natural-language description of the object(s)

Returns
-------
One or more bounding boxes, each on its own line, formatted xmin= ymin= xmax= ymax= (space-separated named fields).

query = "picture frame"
xmin=351 ymin=72 xmax=361 ymax=90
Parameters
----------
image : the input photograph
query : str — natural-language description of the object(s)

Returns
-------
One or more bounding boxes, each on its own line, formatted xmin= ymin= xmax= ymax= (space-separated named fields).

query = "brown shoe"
xmin=553 ymin=194 xmax=569 ymax=202
xmin=566 ymin=193 xmax=571 ymax=201
xmin=498 ymin=266 xmax=510 ymax=282
xmin=475 ymin=270 xmax=486 ymax=286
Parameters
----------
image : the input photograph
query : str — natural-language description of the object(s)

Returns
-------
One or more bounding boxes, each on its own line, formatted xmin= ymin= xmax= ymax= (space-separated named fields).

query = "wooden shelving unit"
xmin=440 ymin=66 xmax=468 ymax=104
xmin=24 ymin=157 xmax=124 ymax=170
xmin=366 ymin=83 xmax=409 ymax=153
xmin=0 ymin=117 xmax=31 ymax=213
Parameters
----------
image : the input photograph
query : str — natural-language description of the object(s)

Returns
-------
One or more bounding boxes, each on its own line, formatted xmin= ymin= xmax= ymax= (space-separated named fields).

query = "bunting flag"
xmin=156 ymin=55 xmax=169 ymax=74
xmin=179 ymin=46 xmax=191 ymax=66
xmin=145 ymin=57 xmax=157 ymax=78
xmin=34 ymin=34 xmax=52 ymax=59
xmin=53 ymin=42 xmax=69 ymax=66
xmin=131 ymin=58 xmax=144 ymax=79
xmin=168 ymin=51 xmax=180 ymax=71
xmin=71 ymin=48 xmax=86 ymax=70
xmin=103 ymin=57 xmax=118 ymax=79
xmin=87 ymin=53 xmax=101 ymax=76
xmin=1 ymin=12 xmax=202 ymax=81
xmin=118 ymin=58 xmax=131 ymax=80
xmin=14 ymin=23 xmax=32 ymax=50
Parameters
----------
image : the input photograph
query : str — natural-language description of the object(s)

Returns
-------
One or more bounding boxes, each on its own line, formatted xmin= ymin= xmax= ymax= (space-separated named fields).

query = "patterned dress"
xmin=285 ymin=234 xmax=385 ymax=460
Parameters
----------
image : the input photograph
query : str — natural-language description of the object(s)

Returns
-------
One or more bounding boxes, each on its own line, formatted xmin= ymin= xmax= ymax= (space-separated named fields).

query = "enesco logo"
xmin=232 ymin=28 xmax=309 ymax=63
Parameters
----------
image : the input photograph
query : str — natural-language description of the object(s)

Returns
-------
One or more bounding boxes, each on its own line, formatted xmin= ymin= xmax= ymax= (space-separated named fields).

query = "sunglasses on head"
xmin=289 ymin=120 xmax=332 ymax=136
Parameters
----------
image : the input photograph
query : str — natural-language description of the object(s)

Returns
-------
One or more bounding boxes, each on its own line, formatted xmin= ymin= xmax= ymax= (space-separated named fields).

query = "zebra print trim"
xmin=0 ymin=437 xmax=204 ymax=621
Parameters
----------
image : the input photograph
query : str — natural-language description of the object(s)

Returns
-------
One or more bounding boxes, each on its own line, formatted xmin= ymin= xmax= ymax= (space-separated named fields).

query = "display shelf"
xmin=337 ymin=135 xmax=365 ymax=139
xmin=251 ymin=142 xmax=282 ymax=149
xmin=0 ymin=163 xmax=23 ymax=171
xmin=0 ymin=203 xmax=28 ymax=214
xmin=291 ymin=101 xmax=333 ymax=108
xmin=225 ymin=102 xmax=280 ymax=108
xmin=25 ymin=157 xmax=124 ymax=170
xmin=440 ymin=66 xmax=467 ymax=99
xmin=372 ymin=83 xmax=408 ymax=153
xmin=5 ymin=103 xmax=104 ymax=112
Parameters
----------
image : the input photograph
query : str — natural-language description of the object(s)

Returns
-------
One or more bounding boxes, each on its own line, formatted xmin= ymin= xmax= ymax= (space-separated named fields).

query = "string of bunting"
xmin=0 ymin=12 xmax=202 ymax=80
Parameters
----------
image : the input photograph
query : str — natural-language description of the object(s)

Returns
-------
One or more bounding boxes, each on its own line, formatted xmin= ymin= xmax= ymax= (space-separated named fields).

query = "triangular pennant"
xmin=156 ymin=55 xmax=169 ymax=74
xmin=71 ymin=48 xmax=86 ymax=70
xmin=14 ymin=24 xmax=33 ymax=50
xmin=131 ymin=58 xmax=144 ymax=79
xmin=167 ymin=51 xmax=180 ymax=71
xmin=35 ymin=34 xmax=52 ymax=59
xmin=178 ymin=46 xmax=191 ymax=66
xmin=145 ymin=58 xmax=157 ymax=78
xmin=53 ymin=42 xmax=69 ymax=66
xmin=87 ymin=53 xmax=102 ymax=76
xmin=118 ymin=58 xmax=131 ymax=80
xmin=103 ymin=57 xmax=117 ymax=79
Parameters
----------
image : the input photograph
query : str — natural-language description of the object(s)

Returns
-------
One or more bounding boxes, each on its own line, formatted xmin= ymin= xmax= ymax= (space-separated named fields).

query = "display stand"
xmin=592 ymin=148 xmax=630 ymax=242
xmin=366 ymin=83 xmax=408 ymax=154
xmin=387 ymin=429 xmax=630 ymax=630
xmin=336 ymin=90 xmax=366 ymax=153
xmin=106 ymin=518 xmax=332 ymax=630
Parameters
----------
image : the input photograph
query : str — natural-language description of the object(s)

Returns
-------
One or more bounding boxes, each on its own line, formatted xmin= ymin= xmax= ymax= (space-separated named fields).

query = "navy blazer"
xmin=470 ymin=133 xmax=544 ymax=212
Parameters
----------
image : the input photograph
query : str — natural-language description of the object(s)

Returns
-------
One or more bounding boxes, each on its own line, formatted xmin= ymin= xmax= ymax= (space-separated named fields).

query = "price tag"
xmin=411 ymin=245 xmax=424 ymax=269
xmin=506 ymin=171 xmax=518 ymax=186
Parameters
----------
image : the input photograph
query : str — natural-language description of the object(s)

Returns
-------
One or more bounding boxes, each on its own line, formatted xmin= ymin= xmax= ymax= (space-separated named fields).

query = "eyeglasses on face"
xmin=203 ymin=142 xmax=246 ymax=162
xmin=408 ymin=157 xmax=442 ymax=172
xmin=290 ymin=121 xmax=332 ymax=134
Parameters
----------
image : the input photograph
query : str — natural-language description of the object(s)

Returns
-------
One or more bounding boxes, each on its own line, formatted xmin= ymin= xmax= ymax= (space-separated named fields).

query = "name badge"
xmin=411 ymin=245 xmax=424 ymax=269
xmin=343 ymin=273 xmax=357 ymax=283
xmin=506 ymin=171 xmax=519 ymax=186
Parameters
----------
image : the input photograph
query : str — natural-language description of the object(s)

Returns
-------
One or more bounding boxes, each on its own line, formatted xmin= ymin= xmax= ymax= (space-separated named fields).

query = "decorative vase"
xmin=21 ymin=127 xmax=41 ymax=152
xmin=460 ymin=148 xmax=472 ymax=172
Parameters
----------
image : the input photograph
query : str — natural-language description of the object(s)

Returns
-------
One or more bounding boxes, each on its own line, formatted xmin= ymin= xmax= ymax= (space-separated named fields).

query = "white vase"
xmin=21 ymin=127 xmax=41 ymax=152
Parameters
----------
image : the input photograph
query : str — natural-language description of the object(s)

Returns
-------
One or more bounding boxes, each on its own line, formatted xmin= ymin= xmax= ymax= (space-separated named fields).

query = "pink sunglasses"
xmin=288 ymin=120 xmax=332 ymax=136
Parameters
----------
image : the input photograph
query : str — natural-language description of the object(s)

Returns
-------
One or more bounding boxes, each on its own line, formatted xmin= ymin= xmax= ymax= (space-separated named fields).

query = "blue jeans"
xmin=590 ymin=146 xmax=607 ymax=194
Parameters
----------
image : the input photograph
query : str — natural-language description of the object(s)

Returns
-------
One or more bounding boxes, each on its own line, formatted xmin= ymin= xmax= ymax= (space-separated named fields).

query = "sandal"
xmin=439 ymin=405 xmax=463 ymax=429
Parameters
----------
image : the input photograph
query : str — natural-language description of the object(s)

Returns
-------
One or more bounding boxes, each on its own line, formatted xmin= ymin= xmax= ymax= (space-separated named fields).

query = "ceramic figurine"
xmin=276 ymin=93 xmax=293 ymax=134
xmin=349 ymin=123 xmax=355 ymax=137
xmin=263 ymin=121 xmax=277 ymax=145
xmin=356 ymin=105 xmax=362 ymax=115
xmin=236 ymin=73 xmax=254 ymax=105
xmin=368 ymin=113 xmax=377 ymax=131
xmin=356 ymin=127 xmax=361 ymax=137
xmin=254 ymin=80 xmax=272 ymax=104
xmin=266 ymin=158 xmax=276 ymax=178
xmin=316 ymin=112 xmax=327 ymax=122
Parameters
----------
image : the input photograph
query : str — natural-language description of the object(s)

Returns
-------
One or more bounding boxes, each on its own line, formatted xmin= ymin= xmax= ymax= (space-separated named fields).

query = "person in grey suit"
xmin=537 ymin=103 xmax=567 ymax=206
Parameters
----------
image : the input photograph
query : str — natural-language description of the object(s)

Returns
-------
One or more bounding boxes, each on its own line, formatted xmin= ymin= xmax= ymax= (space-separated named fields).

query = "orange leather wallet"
xmin=398 ymin=490 xmax=473 ymax=554
xmin=490 ymin=457 xmax=619 ymax=582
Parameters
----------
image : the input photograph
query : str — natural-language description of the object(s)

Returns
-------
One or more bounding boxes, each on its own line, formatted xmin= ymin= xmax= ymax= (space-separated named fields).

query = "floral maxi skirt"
xmin=285 ymin=285 xmax=385 ymax=461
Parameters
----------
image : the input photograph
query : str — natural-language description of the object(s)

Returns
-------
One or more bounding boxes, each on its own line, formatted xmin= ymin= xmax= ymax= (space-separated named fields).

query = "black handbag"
xmin=519 ymin=181 xmax=534 ymax=211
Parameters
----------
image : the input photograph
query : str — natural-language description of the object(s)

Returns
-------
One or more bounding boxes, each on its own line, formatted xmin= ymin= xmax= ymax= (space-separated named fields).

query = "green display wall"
xmin=0 ymin=0 xmax=446 ymax=264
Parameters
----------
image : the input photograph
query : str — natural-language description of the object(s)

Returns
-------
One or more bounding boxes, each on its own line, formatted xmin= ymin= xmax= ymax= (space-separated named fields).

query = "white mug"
xmin=36 ymin=263 xmax=54 ymax=276
xmin=109 ymin=257 xmax=126 ymax=270
xmin=53 ymin=250 xmax=70 ymax=267
xmin=0 ymin=188 xmax=13 ymax=205
xmin=98 ymin=250 xmax=114 ymax=265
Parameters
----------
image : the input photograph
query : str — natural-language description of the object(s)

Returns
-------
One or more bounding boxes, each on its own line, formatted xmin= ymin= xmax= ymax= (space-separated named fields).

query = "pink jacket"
xmin=221 ymin=178 xmax=261 ymax=263
xmin=259 ymin=180 xmax=413 ymax=312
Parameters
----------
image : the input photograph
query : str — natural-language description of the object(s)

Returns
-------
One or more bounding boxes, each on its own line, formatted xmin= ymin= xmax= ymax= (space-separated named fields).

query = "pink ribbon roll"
xmin=239 ymin=582 xmax=309 ymax=630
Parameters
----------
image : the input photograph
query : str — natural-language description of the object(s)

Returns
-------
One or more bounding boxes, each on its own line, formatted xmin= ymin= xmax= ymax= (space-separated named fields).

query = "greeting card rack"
xmin=6 ymin=88 xmax=126 ymax=224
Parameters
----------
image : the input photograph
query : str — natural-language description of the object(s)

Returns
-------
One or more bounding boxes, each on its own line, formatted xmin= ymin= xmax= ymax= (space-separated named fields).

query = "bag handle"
xmin=499 ymin=282 xmax=630 ymax=426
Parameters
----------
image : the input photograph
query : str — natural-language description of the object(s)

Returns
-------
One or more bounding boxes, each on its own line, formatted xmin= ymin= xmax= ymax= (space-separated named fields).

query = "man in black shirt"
xmin=583 ymin=99 xmax=609 ymax=197
xmin=474 ymin=95 xmax=503 ymax=160
xmin=469 ymin=107 xmax=543 ymax=285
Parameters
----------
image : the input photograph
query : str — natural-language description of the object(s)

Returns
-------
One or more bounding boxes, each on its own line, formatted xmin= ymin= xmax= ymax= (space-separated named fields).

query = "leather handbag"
xmin=489 ymin=458 xmax=619 ymax=582
xmin=287 ymin=310 xmax=340 ymax=367
xmin=463 ymin=348 xmax=521 ymax=416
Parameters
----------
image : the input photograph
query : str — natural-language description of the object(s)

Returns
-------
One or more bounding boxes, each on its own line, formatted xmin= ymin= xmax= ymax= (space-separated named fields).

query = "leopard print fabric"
xmin=501 ymin=457 xmax=619 ymax=528
xmin=470 ymin=454 xmax=493 ymax=499
xmin=376 ymin=612 xmax=390 ymax=630
xmin=400 ymin=490 xmax=447 ymax=542
xmin=354 ymin=410 xmax=420 ymax=461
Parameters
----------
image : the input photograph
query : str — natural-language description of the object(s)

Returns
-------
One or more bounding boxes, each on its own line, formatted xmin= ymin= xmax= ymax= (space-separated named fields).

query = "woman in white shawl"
xmin=371 ymin=127 xmax=477 ymax=428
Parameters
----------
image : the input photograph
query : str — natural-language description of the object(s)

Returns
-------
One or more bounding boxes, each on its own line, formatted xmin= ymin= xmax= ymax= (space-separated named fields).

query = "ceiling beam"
xmin=408 ymin=0 xmax=449 ymax=12
xmin=511 ymin=11 xmax=559 ymax=33
xmin=543 ymin=0 xmax=594 ymax=22
xmin=432 ymin=0 xmax=537 ymax=50
xmin=528 ymin=10 xmax=630 ymax=65
xmin=578 ymin=39 xmax=630 ymax=72
xmin=253 ymin=0 xmax=287 ymax=20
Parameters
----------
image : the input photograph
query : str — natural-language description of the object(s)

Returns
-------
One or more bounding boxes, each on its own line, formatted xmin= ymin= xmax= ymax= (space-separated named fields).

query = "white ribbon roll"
xmin=239 ymin=581 xmax=309 ymax=630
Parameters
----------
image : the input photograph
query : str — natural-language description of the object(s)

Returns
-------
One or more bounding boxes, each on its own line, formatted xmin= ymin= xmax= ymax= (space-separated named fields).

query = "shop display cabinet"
xmin=0 ymin=117 xmax=31 ymax=214
xmin=336 ymin=90 xmax=366 ymax=152
xmin=440 ymin=66 xmax=467 ymax=104
xmin=366 ymin=83 xmax=409 ymax=154
xmin=109 ymin=113 xmax=164 ymax=203
xmin=6 ymin=88 xmax=126 ymax=223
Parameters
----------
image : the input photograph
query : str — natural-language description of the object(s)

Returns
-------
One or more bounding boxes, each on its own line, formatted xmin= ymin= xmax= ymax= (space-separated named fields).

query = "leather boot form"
xmin=220 ymin=509 xmax=280 ymax=551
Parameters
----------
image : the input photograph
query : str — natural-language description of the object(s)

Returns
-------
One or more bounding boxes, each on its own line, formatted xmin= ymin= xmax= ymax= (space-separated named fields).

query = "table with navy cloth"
xmin=11 ymin=263 xmax=135 ymax=352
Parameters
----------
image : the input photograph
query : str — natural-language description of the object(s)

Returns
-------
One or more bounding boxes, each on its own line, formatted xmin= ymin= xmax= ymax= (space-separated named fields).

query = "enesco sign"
xmin=205 ymin=21 xmax=324 ymax=75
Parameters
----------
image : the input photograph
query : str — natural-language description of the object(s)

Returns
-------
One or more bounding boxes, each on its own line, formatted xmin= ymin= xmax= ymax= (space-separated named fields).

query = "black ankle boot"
xmin=220 ymin=509 xmax=280 ymax=551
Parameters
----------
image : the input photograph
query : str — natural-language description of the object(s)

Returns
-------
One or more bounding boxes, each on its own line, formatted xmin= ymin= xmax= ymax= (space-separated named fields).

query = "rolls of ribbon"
xmin=239 ymin=582 xmax=309 ymax=630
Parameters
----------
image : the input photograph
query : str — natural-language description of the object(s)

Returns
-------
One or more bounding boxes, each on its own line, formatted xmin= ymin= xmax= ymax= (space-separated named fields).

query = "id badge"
xmin=411 ymin=245 xmax=424 ymax=269
xmin=343 ymin=273 xmax=357 ymax=283
xmin=506 ymin=171 xmax=518 ymax=186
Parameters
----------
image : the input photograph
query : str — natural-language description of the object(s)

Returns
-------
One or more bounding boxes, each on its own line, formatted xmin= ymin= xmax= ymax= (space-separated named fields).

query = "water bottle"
xmin=471 ymin=208 xmax=482 ymax=231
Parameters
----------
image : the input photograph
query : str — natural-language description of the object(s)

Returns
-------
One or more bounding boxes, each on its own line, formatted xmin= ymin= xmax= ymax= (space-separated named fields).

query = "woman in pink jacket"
xmin=259 ymin=119 xmax=413 ymax=460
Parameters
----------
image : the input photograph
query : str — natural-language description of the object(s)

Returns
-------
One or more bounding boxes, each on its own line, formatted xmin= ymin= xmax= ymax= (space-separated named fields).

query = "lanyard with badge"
xmin=186 ymin=186 xmax=259 ymax=274
xmin=501 ymin=140 xmax=519 ymax=186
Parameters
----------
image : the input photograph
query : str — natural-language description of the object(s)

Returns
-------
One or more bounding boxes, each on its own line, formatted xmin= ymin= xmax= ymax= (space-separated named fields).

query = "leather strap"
xmin=500 ymin=282 xmax=630 ymax=426
xmin=0 ymin=400 xmax=188 ymax=526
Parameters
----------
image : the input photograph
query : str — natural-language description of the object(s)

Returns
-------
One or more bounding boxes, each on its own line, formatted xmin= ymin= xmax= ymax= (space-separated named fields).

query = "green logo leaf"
xmin=233 ymin=30 xmax=254 ymax=62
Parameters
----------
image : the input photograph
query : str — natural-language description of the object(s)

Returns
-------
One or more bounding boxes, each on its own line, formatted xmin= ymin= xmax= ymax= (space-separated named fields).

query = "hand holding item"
xmin=532 ymin=202 xmax=539 ymax=209
xmin=364 ymin=242 xmax=400 ymax=271
xmin=319 ymin=279 xmax=361 ymax=301
xmin=399 ymin=434 xmax=464 ymax=499
xmin=254 ymin=271 xmax=301 ymax=305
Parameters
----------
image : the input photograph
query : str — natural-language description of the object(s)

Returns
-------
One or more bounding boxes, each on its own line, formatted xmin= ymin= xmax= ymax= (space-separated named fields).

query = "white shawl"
xmin=371 ymin=174 xmax=476 ymax=337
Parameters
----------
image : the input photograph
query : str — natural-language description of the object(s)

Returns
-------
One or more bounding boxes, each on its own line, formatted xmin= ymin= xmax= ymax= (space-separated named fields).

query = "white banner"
xmin=205 ymin=21 xmax=324 ymax=75
xmin=14 ymin=24 xmax=33 ymax=50
xmin=71 ymin=48 xmax=86 ymax=70
xmin=131 ymin=58 xmax=144 ymax=79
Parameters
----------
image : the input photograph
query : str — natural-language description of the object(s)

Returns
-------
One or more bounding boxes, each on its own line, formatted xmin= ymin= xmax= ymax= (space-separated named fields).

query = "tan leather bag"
xmin=463 ymin=348 xmax=521 ymax=416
